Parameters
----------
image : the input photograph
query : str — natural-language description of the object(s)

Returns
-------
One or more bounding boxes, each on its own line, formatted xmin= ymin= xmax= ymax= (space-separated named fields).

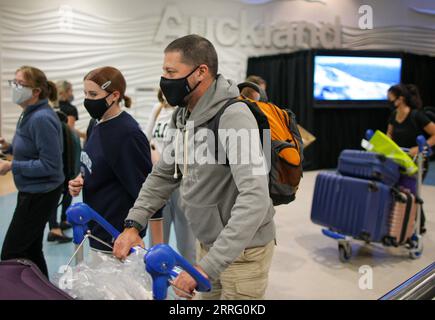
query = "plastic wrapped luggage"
xmin=338 ymin=150 xmax=400 ymax=186
xmin=311 ymin=172 xmax=393 ymax=243
xmin=387 ymin=190 xmax=417 ymax=246
xmin=0 ymin=259 xmax=72 ymax=300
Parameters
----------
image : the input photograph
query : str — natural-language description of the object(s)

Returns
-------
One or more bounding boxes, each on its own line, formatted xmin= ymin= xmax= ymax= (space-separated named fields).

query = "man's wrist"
xmin=124 ymin=220 xmax=143 ymax=232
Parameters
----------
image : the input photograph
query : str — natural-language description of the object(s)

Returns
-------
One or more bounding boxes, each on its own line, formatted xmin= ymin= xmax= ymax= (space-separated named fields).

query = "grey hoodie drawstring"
xmin=173 ymin=130 xmax=180 ymax=179
xmin=173 ymin=128 xmax=189 ymax=179
xmin=183 ymin=128 xmax=189 ymax=177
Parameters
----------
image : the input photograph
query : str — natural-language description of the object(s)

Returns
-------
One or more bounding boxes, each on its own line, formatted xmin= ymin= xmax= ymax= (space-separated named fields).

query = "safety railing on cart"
xmin=65 ymin=203 xmax=211 ymax=300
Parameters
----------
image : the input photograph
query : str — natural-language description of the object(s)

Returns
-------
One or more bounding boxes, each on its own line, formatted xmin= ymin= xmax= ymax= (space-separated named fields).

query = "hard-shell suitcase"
xmin=338 ymin=150 xmax=400 ymax=186
xmin=0 ymin=259 xmax=72 ymax=300
xmin=387 ymin=190 xmax=417 ymax=246
xmin=311 ymin=172 xmax=393 ymax=243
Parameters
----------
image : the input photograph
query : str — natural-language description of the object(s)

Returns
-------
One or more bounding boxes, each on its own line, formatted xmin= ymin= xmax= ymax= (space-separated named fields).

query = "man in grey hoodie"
xmin=113 ymin=35 xmax=276 ymax=300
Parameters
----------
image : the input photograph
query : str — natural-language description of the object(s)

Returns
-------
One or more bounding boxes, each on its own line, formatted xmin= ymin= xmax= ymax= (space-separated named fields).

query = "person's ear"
xmin=109 ymin=91 xmax=121 ymax=104
xmin=197 ymin=64 xmax=208 ymax=81
xmin=32 ymin=88 xmax=41 ymax=99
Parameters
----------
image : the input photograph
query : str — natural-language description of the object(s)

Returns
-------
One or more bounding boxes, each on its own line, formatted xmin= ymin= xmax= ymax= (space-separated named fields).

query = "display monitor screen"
xmin=314 ymin=55 xmax=402 ymax=101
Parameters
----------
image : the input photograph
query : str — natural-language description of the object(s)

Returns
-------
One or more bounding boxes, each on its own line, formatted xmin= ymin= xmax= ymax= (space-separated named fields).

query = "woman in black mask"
xmin=387 ymin=84 xmax=435 ymax=160
xmin=387 ymin=84 xmax=435 ymax=234
xmin=68 ymin=66 xmax=162 ymax=254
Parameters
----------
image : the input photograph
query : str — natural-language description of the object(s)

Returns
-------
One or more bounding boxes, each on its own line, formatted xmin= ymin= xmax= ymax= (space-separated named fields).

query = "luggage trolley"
xmin=64 ymin=203 xmax=211 ymax=300
xmin=312 ymin=132 xmax=431 ymax=263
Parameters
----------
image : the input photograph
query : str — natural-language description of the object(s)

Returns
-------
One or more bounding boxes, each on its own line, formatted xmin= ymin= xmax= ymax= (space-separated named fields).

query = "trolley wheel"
xmin=338 ymin=242 xmax=352 ymax=263
xmin=409 ymin=250 xmax=422 ymax=260
xmin=409 ymin=241 xmax=423 ymax=260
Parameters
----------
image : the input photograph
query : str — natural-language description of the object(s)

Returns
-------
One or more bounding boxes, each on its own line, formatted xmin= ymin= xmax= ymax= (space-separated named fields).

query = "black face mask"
xmin=159 ymin=66 xmax=201 ymax=107
xmin=84 ymin=93 xmax=114 ymax=120
xmin=388 ymin=98 xmax=397 ymax=110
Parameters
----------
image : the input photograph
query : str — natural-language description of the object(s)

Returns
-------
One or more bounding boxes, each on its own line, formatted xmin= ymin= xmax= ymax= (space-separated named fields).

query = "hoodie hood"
xmin=175 ymin=74 xmax=240 ymax=129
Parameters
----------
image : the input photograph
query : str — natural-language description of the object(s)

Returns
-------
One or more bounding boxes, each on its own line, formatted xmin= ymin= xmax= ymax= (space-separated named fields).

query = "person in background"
xmin=246 ymin=75 xmax=267 ymax=90
xmin=145 ymin=89 xmax=196 ymax=262
xmin=0 ymin=66 xmax=64 ymax=278
xmin=56 ymin=80 xmax=86 ymax=140
xmin=387 ymin=83 xmax=435 ymax=234
xmin=68 ymin=66 xmax=162 ymax=254
xmin=45 ymin=81 xmax=82 ymax=243
xmin=387 ymin=84 xmax=435 ymax=171
xmin=241 ymin=75 xmax=267 ymax=101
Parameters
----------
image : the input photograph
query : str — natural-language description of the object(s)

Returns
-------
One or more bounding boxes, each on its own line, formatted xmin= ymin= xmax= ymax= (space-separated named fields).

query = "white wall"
xmin=0 ymin=0 xmax=434 ymax=140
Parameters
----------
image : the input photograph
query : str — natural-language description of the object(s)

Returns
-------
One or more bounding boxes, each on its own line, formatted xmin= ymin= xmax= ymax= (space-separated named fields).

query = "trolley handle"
xmin=66 ymin=202 xmax=212 ymax=300
xmin=365 ymin=129 xmax=374 ymax=141
xmin=145 ymin=244 xmax=211 ymax=300
xmin=67 ymin=203 xmax=120 ymax=244
xmin=417 ymin=135 xmax=432 ymax=157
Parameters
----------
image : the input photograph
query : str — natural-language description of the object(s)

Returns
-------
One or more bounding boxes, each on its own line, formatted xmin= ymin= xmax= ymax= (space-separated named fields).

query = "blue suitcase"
xmin=311 ymin=172 xmax=393 ymax=243
xmin=338 ymin=150 xmax=400 ymax=186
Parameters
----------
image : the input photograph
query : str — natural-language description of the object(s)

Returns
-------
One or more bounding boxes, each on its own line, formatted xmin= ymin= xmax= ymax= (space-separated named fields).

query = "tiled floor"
xmin=0 ymin=163 xmax=434 ymax=299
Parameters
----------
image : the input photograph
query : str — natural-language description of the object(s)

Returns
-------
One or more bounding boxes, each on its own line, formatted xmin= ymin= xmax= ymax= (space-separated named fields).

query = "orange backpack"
xmin=208 ymin=87 xmax=304 ymax=205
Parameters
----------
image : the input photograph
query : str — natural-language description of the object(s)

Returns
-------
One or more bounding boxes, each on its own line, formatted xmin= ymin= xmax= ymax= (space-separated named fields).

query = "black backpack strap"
xmin=207 ymin=98 xmax=270 ymax=166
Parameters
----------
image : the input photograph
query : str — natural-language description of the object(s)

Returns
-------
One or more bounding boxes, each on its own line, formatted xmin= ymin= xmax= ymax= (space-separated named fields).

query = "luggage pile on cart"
xmin=311 ymin=130 xmax=431 ymax=262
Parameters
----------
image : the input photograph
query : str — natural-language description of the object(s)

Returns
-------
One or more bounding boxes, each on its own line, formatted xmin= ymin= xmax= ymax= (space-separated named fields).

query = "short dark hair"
xmin=165 ymin=34 xmax=218 ymax=77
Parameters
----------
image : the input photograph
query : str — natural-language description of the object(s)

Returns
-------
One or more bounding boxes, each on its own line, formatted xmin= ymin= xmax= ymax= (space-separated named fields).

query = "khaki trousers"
xmin=198 ymin=240 xmax=275 ymax=300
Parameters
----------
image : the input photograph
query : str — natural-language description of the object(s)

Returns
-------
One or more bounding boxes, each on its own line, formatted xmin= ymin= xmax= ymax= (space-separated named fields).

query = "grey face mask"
xmin=12 ymin=86 xmax=33 ymax=105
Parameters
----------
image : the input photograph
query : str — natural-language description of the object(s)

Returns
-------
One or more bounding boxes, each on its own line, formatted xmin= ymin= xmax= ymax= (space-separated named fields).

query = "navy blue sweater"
xmin=9 ymin=99 xmax=64 ymax=193
xmin=81 ymin=112 xmax=161 ymax=250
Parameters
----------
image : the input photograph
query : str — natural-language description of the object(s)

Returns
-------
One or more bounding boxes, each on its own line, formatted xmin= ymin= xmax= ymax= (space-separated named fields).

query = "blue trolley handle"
xmin=173 ymin=250 xmax=211 ymax=293
xmin=417 ymin=135 xmax=432 ymax=157
xmin=67 ymin=203 xmax=211 ymax=300
xmin=67 ymin=203 xmax=120 ymax=245
xmin=145 ymin=244 xmax=211 ymax=300
xmin=365 ymin=129 xmax=374 ymax=141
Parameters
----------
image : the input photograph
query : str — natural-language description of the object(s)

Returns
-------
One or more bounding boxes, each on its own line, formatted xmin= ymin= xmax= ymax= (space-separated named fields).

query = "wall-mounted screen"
xmin=314 ymin=55 xmax=402 ymax=102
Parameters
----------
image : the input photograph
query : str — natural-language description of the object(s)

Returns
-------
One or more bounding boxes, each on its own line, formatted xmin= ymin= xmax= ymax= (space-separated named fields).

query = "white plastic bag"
xmin=53 ymin=250 xmax=153 ymax=300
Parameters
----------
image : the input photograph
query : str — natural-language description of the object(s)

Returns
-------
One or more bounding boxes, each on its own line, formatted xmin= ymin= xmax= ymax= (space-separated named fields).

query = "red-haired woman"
xmin=68 ymin=66 xmax=162 ymax=253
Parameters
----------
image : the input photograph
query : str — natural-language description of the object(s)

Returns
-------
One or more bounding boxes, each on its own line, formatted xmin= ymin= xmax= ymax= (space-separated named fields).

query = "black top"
xmin=59 ymin=100 xmax=79 ymax=121
xmin=388 ymin=110 xmax=431 ymax=148
xmin=81 ymin=112 xmax=161 ymax=250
